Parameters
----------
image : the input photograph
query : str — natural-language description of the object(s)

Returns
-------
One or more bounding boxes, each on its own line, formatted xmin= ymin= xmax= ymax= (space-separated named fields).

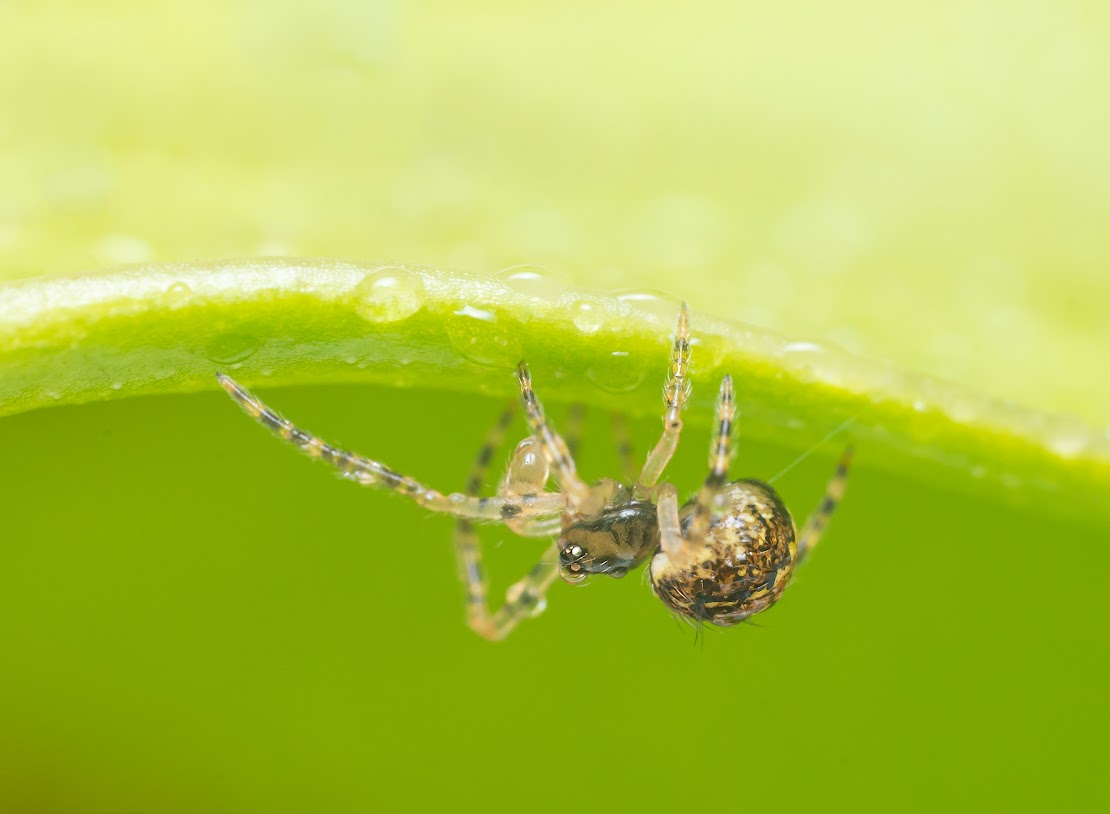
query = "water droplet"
xmin=44 ymin=389 xmax=61 ymax=401
xmin=616 ymin=289 xmax=682 ymax=323
xmin=109 ymin=381 xmax=123 ymax=391
xmin=1043 ymin=418 xmax=1093 ymax=459
xmin=445 ymin=306 xmax=523 ymax=368
xmin=587 ymin=350 xmax=648 ymax=393
xmin=165 ymin=282 xmax=192 ymax=306
xmin=689 ymin=335 xmax=727 ymax=373
xmin=351 ymin=267 xmax=426 ymax=323
xmin=205 ymin=333 xmax=260 ymax=366
xmin=781 ymin=341 xmax=827 ymax=383
xmin=496 ymin=265 xmax=567 ymax=301
xmin=784 ymin=341 xmax=825 ymax=355
xmin=912 ymin=400 xmax=928 ymax=413
xmin=571 ymin=299 xmax=606 ymax=335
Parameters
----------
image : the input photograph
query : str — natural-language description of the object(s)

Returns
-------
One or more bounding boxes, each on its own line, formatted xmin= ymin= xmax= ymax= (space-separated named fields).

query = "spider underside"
xmin=218 ymin=303 xmax=851 ymax=640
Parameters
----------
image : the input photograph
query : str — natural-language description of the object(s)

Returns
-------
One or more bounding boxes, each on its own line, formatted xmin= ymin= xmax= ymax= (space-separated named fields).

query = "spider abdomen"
xmin=650 ymin=480 xmax=797 ymax=626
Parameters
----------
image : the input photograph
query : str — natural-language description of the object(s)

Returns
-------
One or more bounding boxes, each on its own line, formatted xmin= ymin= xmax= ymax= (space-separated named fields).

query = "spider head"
xmin=557 ymin=500 xmax=660 ymax=584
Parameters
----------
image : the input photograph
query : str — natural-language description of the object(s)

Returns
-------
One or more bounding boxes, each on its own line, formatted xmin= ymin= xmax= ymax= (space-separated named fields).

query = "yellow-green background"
xmin=1 ymin=1 xmax=1107 ymax=811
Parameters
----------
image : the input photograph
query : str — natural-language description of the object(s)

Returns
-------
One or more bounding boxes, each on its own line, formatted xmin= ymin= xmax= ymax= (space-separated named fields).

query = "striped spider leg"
xmin=216 ymin=374 xmax=567 ymax=524
xmin=454 ymin=403 xmax=562 ymax=641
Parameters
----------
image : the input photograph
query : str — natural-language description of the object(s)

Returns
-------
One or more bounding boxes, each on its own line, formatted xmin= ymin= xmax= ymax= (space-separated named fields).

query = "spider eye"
xmin=559 ymin=544 xmax=586 ymax=568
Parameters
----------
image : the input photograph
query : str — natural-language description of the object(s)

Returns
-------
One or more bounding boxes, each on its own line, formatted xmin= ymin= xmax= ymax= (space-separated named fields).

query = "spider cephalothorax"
xmin=218 ymin=302 xmax=851 ymax=639
xmin=558 ymin=499 xmax=660 ymax=582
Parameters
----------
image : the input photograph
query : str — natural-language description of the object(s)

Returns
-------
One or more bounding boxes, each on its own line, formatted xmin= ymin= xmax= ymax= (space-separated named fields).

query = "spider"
xmin=217 ymin=304 xmax=852 ymax=640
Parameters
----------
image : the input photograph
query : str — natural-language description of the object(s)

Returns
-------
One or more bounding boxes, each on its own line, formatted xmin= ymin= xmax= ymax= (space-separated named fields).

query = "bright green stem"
xmin=1 ymin=259 xmax=1106 ymax=523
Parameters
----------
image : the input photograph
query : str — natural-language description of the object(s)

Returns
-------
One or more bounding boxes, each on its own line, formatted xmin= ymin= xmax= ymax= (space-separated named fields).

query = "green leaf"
xmin=2 ymin=259 xmax=1105 ymax=524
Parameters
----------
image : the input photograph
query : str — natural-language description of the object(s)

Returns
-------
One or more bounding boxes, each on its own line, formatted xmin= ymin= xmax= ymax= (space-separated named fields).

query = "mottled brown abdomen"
xmin=649 ymin=480 xmax=796 ymax=626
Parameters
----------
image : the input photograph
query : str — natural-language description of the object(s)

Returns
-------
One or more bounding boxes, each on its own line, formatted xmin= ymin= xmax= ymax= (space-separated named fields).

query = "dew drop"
xmin=616 ymin=289 xmax=682 ymax=323
xmin=496 ymin=265 xmax=567 ymax=301
xmin=571 ymin=299 xmax=606 ymax=335
xmin=351 ymin=267 xmax=426 ymax=323
xmin=165 ymin=281 xmax=192 ymax=305
xmin=445 ymin=306 xmax=523 ymax=368
xmin=784 ymin=341 xmax=825 ymax=355
xmin=587 ymin=350 xmax=648 ymax=393
xmin=205 ymin=333 xmax=260 ymax=366
xmin=109 ymin=381 xmax=123 ymax=391
xmin=781 ymin=341 xmax=827 ymax=382
xmin=1043 ymin=418 xmax=1093 ymax=459
xmin=690 ymin=335 xmax=726 ymax=372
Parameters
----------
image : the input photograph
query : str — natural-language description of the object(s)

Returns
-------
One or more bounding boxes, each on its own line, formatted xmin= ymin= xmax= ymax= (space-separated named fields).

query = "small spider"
xmin=217 ymin=304 xmax=851 ymax=640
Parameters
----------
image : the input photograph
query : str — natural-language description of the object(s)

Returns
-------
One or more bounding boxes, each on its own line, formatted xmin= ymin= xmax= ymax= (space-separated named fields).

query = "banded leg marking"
xmin=456 ymin=404 xmax=560 ymax=640
xmin=796 ymin=447 xmax=853 ymax=563
xmin=687 ymin=375 xmax=736 ymax=543
xmin=217 ymin=374 xmax=565 ymax=521
xmin=456 ymin=403 xmax=516 ymax=636
xmin=480 ymin=548 xmax=560 ymax=641
xmin=515 ymin=363 xmax=590 ymax=507
xmin=638 ymin=302 xmax=692 ymax=490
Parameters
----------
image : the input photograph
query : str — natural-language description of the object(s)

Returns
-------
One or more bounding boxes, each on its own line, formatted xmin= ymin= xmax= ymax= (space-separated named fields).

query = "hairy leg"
xmin=515 ymin=363 xmax=590 ymax=508
xmin=218 ymin=375 xmax=565 ymax=521
xmin=686 ymin=375 xmax=735 ymax=543
xmin=455 ymin=404 xmax=560 ymax=640
xmin=637 ymin=303 xmax=692 ymax=491
xmin=795 ymin=447 xmax=853 ymax=563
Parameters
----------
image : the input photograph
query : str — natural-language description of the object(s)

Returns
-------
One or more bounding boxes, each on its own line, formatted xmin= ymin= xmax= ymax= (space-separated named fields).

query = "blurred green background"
xmin=1 ymin=1 xmax=1107 ymax=811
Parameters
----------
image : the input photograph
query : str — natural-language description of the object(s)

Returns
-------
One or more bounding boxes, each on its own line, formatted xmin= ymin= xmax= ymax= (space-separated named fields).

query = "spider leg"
xmin=795 ymin=446 xmax=853 ymax=563
xmin=515 ymin=363 xmax=590 ymax=507
xmin=686 ymin=375 xmax=736 ymax=543
xmin=637 ymin=302 xmax=692 ymax=491
xmin=564 ymin=403 xmax=586 ymax=461
xmin=655 ymin=483 xmax=684 ymax=559
xmin=455 ymin=405 xmax=559 ymax=640
xmin=480 ymin=546 xmax=560 ymax=641
xmin=217 ymin=374 xmax=565 ymax=521
xmin=610 ymin=412 xmax=638 ymax=483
